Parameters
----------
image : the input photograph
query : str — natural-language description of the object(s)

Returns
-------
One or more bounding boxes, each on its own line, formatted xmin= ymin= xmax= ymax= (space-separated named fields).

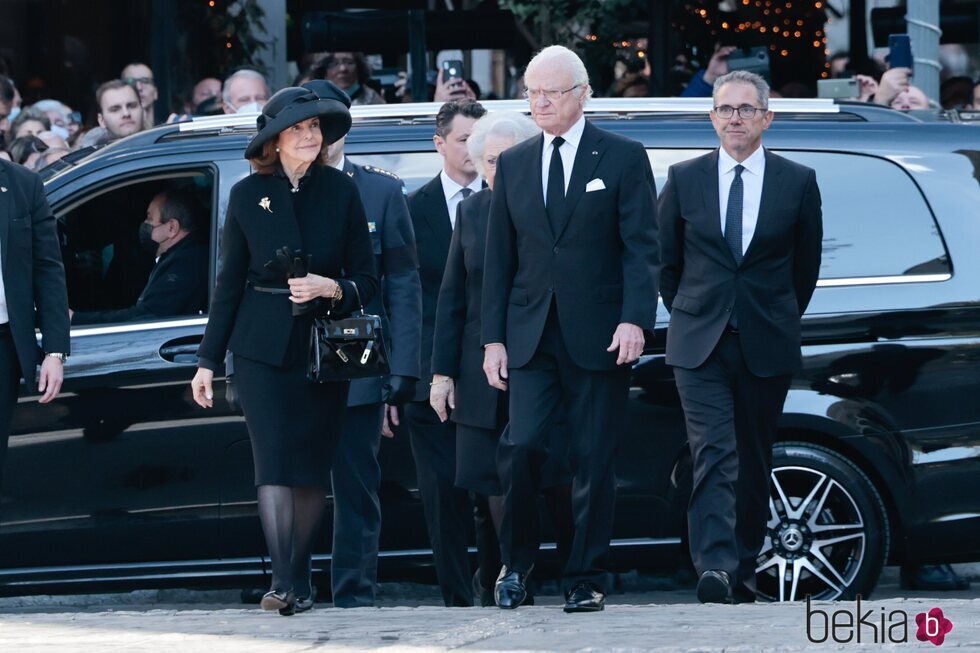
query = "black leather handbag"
xmin=307 ymin=283 xmax=390 ymax=382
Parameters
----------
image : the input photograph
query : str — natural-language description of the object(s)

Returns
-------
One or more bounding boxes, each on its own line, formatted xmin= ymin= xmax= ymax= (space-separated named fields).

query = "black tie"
xmin=724 ymin=164 xmax=744 ymax=328
xmin=546 ymin=136 xmax=566 ymax=235
xmin=460 ymin=188 xmax=473 ymax=200
xmin=724 ymin=164 xmax=745 ymax=265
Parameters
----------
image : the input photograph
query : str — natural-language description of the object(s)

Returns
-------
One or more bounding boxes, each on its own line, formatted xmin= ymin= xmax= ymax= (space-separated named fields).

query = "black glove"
xmin=271 ymin=246 xmax=315 ymax=316
xmin=382 ymin=375 xmax=417 ymax=406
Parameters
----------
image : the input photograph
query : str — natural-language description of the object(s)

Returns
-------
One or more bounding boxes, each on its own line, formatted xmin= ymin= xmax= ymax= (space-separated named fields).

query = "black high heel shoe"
xmin=260 ymin=589 xmax=296 ymax=615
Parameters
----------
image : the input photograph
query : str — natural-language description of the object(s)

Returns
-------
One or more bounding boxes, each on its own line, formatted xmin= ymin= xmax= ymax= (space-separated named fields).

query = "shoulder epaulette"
xmin=362 ymin=164 xmax=401 ymax=181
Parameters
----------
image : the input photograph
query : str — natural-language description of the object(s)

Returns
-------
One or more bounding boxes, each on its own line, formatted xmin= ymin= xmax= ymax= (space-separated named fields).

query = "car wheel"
xmin=755 ymin=442 xmax=889 ymax=602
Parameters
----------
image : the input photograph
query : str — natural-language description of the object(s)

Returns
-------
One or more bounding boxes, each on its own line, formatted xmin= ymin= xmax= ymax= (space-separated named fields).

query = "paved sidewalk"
xmin=0 ymin=597 xmax=978 ymax=652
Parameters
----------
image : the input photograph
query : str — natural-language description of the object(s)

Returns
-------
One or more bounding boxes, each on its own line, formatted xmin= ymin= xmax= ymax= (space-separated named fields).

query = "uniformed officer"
xmin=305 ymin=80 xmax=423 ymax=608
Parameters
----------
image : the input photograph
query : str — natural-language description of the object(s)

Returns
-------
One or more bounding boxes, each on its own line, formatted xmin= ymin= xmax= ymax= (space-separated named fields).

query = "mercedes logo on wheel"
xmin=781 ymin=528 xmax=804 ymax=552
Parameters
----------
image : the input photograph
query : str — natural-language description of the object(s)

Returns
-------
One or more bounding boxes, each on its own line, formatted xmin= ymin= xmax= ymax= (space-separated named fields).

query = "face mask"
xmin=138 ymin=223 xmax=159 ymax=253
xmin=50 ymin=124 xmax=70 ymax=141
xmin=235 ymin=101 xmax=263 ymax=114
xmin=7 ymin=106 xmax=19 ymax=123
xmin=345 ymin=83 xmax=361 ymax=98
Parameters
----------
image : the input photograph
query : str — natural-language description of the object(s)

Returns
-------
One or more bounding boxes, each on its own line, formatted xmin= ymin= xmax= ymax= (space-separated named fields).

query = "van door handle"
xmin=159 ymin=338 xmax=201 ymax=364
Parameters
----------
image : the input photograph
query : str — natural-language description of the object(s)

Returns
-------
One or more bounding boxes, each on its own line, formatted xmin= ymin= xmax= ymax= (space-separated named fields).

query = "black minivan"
xmin=2 ymin=98 xmax=979 ymax=602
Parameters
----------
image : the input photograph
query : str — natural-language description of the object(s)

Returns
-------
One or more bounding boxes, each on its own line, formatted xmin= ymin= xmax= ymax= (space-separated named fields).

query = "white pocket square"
xmin=585 ymin=178 xmax=606 ymax=192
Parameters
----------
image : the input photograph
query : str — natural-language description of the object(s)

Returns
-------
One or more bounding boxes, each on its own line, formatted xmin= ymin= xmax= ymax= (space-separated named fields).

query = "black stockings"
xmin=257 ymin=484 xmax=328 ymax=597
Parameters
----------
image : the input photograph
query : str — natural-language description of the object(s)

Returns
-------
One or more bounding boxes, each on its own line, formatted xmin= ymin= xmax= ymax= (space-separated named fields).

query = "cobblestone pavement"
xmin=0 ymin=567 xmax=977 ymax=652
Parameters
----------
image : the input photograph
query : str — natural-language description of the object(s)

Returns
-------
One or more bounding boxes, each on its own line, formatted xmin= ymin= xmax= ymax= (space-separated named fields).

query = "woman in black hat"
xmin=191 ymin=83 xmax=378 ymax=615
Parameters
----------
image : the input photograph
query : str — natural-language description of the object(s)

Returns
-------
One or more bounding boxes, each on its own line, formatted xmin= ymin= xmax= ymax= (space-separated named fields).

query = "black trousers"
xmin=500 ymin=308 xmax=629 ymax=593
xmin=330 ymin=402 xmax=385 ymax=607
xmin=403 ymin=400 xmax=473 ymax=607
xmin=672 ymin=330 xmax=791 ymax=595
xmin=0 ymin=330 xmax=21 ymax=495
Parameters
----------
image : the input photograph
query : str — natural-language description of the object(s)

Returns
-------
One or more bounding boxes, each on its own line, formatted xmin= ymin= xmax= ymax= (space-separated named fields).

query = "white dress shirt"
xmin=541 ymin=114 xmax=586 ymax=203
xmin=330 ymin=154 xmax=346 ymax=172
xmin=718 ymin=145 xmax=766 ymax=256
xmin=440 ymin=170 xmax=483 ymax=229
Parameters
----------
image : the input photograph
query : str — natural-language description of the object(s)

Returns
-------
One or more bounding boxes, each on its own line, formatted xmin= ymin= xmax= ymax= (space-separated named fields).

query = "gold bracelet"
xmin=332 ymin=281 xmax=344 ymax=302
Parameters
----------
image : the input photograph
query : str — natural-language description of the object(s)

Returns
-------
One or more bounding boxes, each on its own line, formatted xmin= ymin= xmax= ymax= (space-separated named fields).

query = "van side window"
xmin=59 ymin=170 xmax=214 ymax=326
xmin=646 ymin=150 xmax=950 ymax=280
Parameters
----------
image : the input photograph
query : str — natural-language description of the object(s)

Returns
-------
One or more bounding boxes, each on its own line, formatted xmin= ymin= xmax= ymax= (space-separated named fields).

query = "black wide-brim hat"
xmin=244 ymin=84 xmax=352 ymax=159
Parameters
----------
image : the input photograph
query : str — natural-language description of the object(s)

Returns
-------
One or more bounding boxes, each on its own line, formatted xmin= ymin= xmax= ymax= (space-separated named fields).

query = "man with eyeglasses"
xmin=121 ymin=63 xmax=158 ymax=129
xmin=319 ymin=52 xmax=385 ymax=106
xmin=657 ymin=70 xmax=823 ymax=604
xmin=481 ymin=45 xmax=659 ymax=613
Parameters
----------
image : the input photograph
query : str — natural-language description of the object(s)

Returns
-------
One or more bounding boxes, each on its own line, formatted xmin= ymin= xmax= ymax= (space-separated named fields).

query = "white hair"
xmin=222 ymin=69 xmax=270 ymax=104
xmin=33 ymin=99 xmax=70 ymax=120
xmin=712 ymin=70 xmax=770 ymax=109
xmin=524 ymin=45 xmax=592 ymax=99
xmin=467 ymin=111 xmax=540 ymax=178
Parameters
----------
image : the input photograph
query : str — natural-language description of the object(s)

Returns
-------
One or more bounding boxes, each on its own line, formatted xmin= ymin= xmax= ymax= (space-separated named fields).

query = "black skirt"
xmin=233 ymin=317 xmax=349 ymax=487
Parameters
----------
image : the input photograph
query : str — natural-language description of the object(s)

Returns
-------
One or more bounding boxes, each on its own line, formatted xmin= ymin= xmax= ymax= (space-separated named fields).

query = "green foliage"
xmin=204 ymin=0 xmax=269 ymax=74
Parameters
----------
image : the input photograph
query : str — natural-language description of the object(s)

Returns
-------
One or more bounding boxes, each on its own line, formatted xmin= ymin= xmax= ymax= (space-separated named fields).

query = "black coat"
xmin=408 ymin=174 xmax=482 ymax=402
xmin=0 ymin=160 xmax=70 ymax=381
xmin=72 ymin=234 xmax=208 ymax=325
xmin=481 ymin=121 xmax=660 ymax=371
xmin=343 ymin=158 xmax=422 ymax=407
xmin=197 ymin=165 xmax=378 ymax=370
xmin=431 ymin=189 xmax=499 ymax=429
xmin=657 ymin=148 xmax=823 ymax=377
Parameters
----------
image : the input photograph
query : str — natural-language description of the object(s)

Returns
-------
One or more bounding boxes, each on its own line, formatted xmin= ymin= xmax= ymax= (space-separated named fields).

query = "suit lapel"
xmin=0 ymin=165 xmax=11 ymax=276
xmin=421 ymin=175 xmax=452 ymax=253
xmin=554 ymin=122 xmax=603 ymax=242
xmin=700 ymin=149 xmax=735 ymax=265
xmin=743 ymin=148 xmax=785 ymax=263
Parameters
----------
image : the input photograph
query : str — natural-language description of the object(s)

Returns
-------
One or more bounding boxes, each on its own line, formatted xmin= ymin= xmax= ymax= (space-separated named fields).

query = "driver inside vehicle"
xmin=70 ymin=189 xmax=208 ymax=325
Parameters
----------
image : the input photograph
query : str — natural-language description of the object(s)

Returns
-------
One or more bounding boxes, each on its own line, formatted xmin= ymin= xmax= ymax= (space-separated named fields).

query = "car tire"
xmin=755 ymin=441 xmax=889 ymax=602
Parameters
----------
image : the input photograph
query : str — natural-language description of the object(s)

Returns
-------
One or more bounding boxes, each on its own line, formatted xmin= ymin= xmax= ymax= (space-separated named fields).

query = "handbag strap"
xmin=336 ymin=280 xmax=365 ymax=316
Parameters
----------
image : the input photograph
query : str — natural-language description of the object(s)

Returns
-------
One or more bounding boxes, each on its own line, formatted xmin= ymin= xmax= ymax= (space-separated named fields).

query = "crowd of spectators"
xmin=1 ymin=45 xmax=978 ymax=174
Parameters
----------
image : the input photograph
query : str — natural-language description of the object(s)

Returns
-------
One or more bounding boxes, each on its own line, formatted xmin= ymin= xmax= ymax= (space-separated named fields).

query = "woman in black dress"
xmin=430 ymin=111 xmax=573 ymax=606
xmin=191 ymin=83 xmax=377 ymax=615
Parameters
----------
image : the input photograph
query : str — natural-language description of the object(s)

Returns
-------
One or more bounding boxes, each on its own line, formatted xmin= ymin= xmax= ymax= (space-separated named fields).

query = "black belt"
xmin=248 ymin=282 xmax=291 ymax=295
xmin=0 ymin=322 xmax=10 ymax=336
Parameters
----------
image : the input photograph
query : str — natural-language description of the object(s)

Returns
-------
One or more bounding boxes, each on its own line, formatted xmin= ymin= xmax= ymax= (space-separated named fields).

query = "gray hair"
xmin=222 ymin=69 xmax=270 ymax=104
xmin=467 ymin=111 xmax=540 ymax=178
xmin=525 ymin=45 xmax=593 ymax=101
xmin=712 ymin=70 xmax=770 ymax=109
xmin=33 ymin=99 xmax=70 ymax=121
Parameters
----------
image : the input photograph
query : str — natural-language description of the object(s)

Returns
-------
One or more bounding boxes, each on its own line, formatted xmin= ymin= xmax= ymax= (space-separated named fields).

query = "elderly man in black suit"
xmin=481 ymin=45 xmax=659 ymax=613
xmin=405 ymin=99 xmax=487 ymax=607
xmin=657 ymin=70 xmax=823 ymax=604
xmin=0 ymin=159 xmax=70 ymax=492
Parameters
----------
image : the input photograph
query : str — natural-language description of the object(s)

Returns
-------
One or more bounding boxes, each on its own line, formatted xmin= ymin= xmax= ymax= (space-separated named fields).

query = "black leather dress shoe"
xmin=697 ymin=570 xmax=734 ymax=604
xmin=494 ymin=566 xmax=532 ymax=609
xmin=563 ymin=582 xmax=605 ymax=613
xmin=261 ymin=589 xmax=296 ymax=615
xmin=900 ymin=564 xmax=971 ymax=591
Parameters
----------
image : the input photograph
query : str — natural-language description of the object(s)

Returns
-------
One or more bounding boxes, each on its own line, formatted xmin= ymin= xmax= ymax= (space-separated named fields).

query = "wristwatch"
xmin=46 ymin=352 xmax=67 ymax=363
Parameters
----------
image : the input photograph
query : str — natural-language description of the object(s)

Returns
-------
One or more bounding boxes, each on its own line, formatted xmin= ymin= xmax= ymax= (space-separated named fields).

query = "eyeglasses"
xmin=326 ymin=58 xmax=356 ymax=69
xmin=123 ymin=76 xmax=155 ymax=86
xmin=713 ymin=104 xmax=766 ymax=119
xmin=523 ymin=84 xmax=582 ymax=103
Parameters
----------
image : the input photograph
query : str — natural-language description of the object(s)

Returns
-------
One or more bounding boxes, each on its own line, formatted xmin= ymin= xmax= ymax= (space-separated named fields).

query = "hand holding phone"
xmin=887 ymin=34 xmax=913 ymax=71
xmin=441 ymin=59 xmax=464 ymax=81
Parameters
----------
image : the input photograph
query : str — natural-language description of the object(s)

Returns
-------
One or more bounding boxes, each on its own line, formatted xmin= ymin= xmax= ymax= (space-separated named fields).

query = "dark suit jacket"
xmin=407 ymin=173 xmax=485 ymax=402
xmin=197 ymin=165 xmax=378 ymax=371
xmin=431 ymin=189 xmax=500 ymax=429
xmin=344 ymin=159 xmax=422 ymax=407
xmin=0 ymin=160 xmax=70 ymax=382
xmin=481 ymin=121 xmax=660 ymax=371
xmin=72 ymin=234 xmax=208 ymax=325
xmin=657 ymin=148 xmax=823 ymax=377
